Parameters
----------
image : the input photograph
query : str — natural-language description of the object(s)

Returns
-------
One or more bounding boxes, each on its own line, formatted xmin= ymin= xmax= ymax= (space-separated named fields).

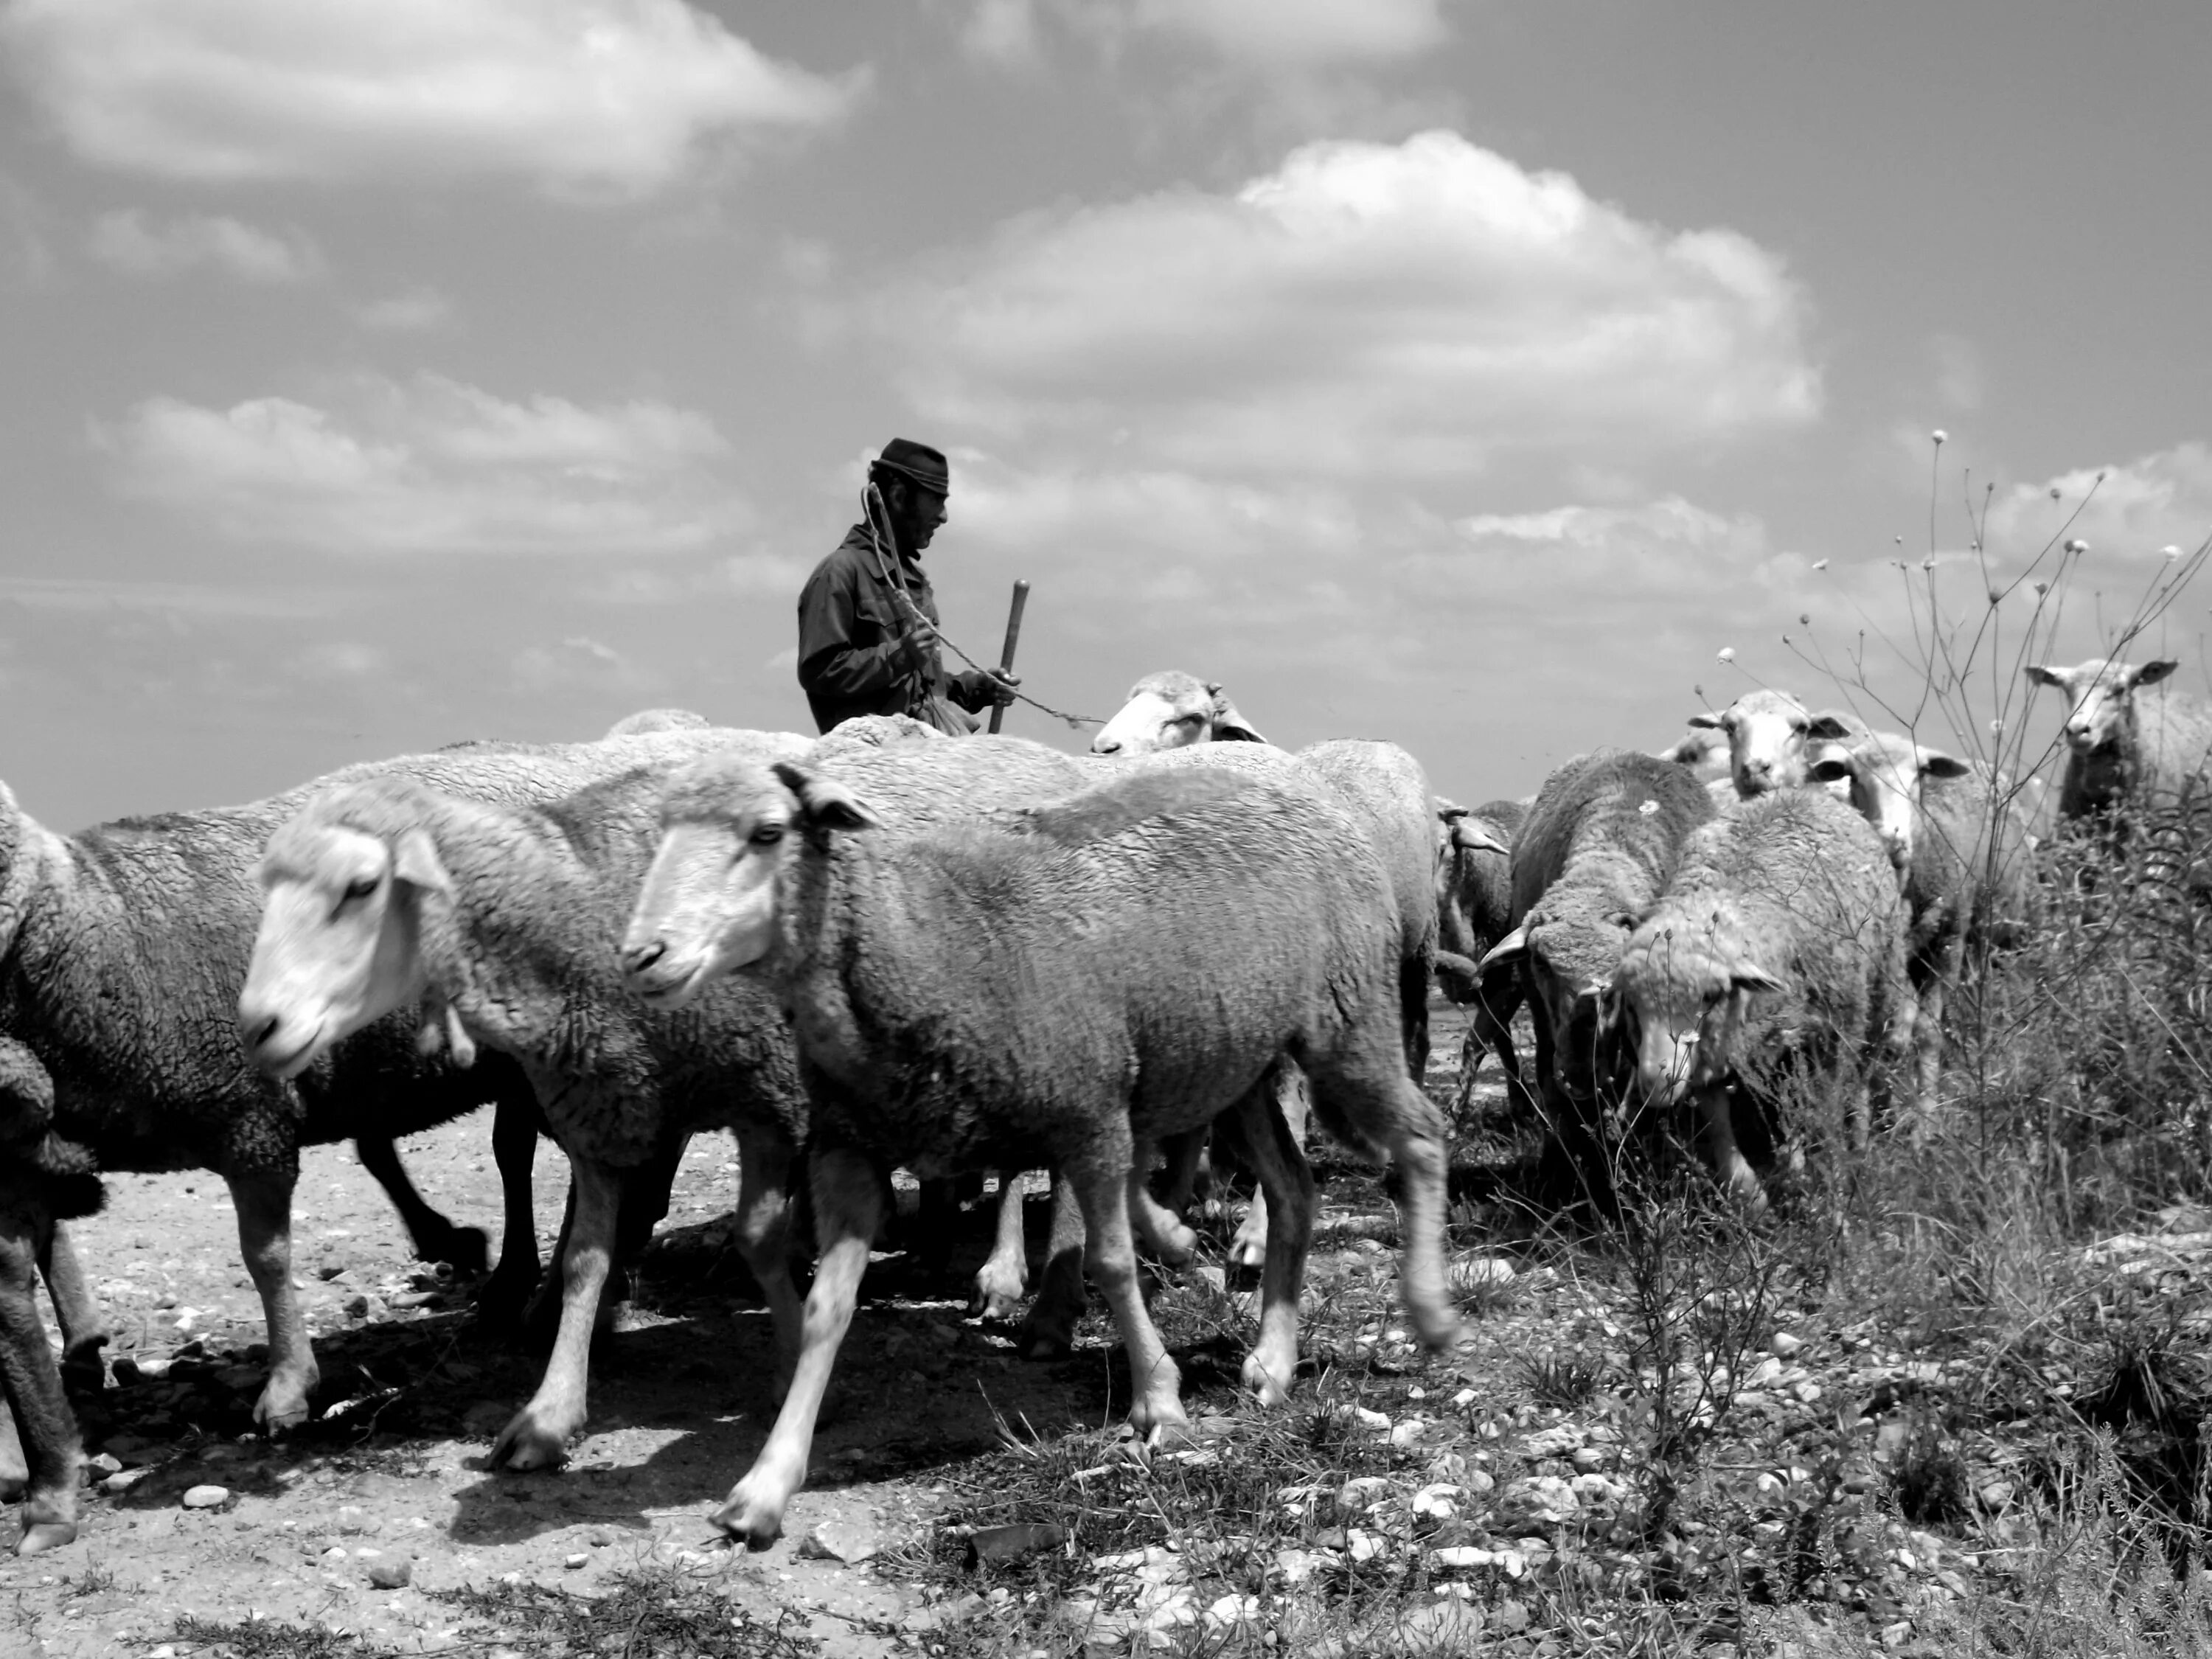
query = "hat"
xmin=872 ymin=437 xmax=950 ymax=497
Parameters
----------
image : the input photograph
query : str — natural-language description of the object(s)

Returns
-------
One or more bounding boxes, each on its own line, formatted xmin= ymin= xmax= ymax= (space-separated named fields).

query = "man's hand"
xmin=986 ymin=669 xmax=1020 ymax=707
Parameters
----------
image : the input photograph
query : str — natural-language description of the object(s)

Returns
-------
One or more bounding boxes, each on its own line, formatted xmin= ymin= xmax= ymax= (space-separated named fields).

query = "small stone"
xmin=564 ymin=1552 xmax=588 ymax=1569
xmin=335 ymin=1505 xmax=376 ymax=1535
xmin=181 ymin=1484 xmax=230 ymax=1509
xmin=799 ymin=1515 xmax=888 ymax=1565
xmin=1452 ymin=1256 xmax=1516 ymax=1291
xmin=1494 ymin=1598 xmax=1531 ymax=1632
xmin=318 ymin=1264 xmax=347 ymax=1281
xmin=102 ymin=1470 xmax=148 ymax=1496
xmin=1792 ymin=1381 xmax=1824 ymax=1405
xmin=1978 ymin=1479 xmax=2015 ymax=1512
xmin=86 ymin=1453 xmax=122 ymax=1478
xmin=344 ymin=1293 xmax=374 ymax=1320
xmin=366 ymin=1558 xmax=412 ymax=1589
xmin=1771 ymin=1331 xmax=1805 ymax=1359
xmin=109 ymin=1356 xmax=143 ymax=1387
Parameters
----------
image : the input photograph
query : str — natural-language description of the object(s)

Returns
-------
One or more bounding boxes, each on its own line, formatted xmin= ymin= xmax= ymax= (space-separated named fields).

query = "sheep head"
xmin=1481 ymin=905 xmax=1635 ymax=1104
xmin=1611 ymin=919 xmax=1784 ymax=1106
xmin=2025 ymin=657 xmax=2178 ymax=754
xmin=623 ymin=754 xmax=880 ymax=1009
xmin=1688 ymin=689 xmax=1854 ymax=798
xmin=1807 ymin=732 xmax=1972 ymax=872
xmin=240 ymin=780 xmax=454 ymax=1081
xmin=1091 ymin=670 xmax=1267 ymax=756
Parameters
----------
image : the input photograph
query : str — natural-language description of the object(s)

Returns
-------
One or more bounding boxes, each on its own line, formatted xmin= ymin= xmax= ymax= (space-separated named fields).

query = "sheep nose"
xmin=622 ymin=939 xmax=667 ymax=979
xmin=244 ymin=1012 xmax=282 ymax=1054
xmin=1091 ymin=736 xmax=1121 ymax=756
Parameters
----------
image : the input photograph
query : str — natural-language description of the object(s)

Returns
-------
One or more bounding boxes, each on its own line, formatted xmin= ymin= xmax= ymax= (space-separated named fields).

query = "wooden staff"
xmin=987 ymin=579 xmax=1030 ymax=734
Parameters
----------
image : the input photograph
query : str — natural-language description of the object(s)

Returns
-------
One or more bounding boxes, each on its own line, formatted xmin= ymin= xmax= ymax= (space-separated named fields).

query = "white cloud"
xmin=87 ymin=209 xmax=321 ymax=282
xmin=1121 ymin=0 xmax=1449 ymax=66
xmin=2 ymin=0 xmax=862 ymax=198
xmin=1985 ymin=442 xmax=2212 ymax=563
xmin=94 ymin=373 xmax=750 ymax=556
xmin=884 ymin=131 xmax=1820 ymax=483
xmin=352 ymin=287 xmax=456 ymax=333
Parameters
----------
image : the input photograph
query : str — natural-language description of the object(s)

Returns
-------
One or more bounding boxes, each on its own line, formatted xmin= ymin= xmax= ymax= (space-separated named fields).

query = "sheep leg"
xmin=1072 ymin=1158 xmax=1188 ymax=1442
xmin=1232 ymin=1083 xmax=1315 ymax=1406
xmin=39 ymin=1222 xmax=108 ymax=1397
xmin=972 ymin=1169 xmax=1033 ymax=1322
xmin=0 ymin=1206 xmax=82 ymax=1555
xmin=477 ymin=1086 xmax=547 ymax=1328
xmin=1231 ymin=1065 xmax=1310 ymax=1273
xmin=1154 ymin=1131 xmax=1209 ymax=1217
xmin=1694 ymin=1085 xmax=1767 ymax=1213
xmin=355 ymin=1133 xmax=489 ymax=1276
xmin=492 ymin=1155 xmax=622 ymax=1470
xmin=0 ymin=1402 xmax=21 ymax=1503
xmin=711 ymin=1145 xmax=880 ymax=1548
xmin=229 ymin=1174 xmax=319 ymax=1433
xmin=1911 ymin=975 xmax=1947 ymax=1135
xmin=1127 ymin=1151 xmax=1197 ymax=1268
xmin=1017 ymin=1178 xmax=1089 ymax=1362
xmin=1461 ymin=969 xmax=1530 ymax=1118
xmin=728 ymin=1124 xmax=803 ymax=1396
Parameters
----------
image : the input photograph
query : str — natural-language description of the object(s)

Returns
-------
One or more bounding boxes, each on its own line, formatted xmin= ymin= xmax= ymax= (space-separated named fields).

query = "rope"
xmin=860 ymin=484 xmax=1105 ymax=729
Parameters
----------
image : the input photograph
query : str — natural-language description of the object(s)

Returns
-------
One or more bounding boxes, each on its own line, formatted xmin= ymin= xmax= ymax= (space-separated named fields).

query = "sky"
xmin=4 ymin=0 xmax=2211 ymax=830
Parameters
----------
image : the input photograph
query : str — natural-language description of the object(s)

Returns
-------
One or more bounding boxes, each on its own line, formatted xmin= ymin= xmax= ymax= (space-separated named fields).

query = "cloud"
xmin=1120 ymin=0 xmax=1450 ymax=66
xmin=94 ymin=373 xmax=751 ymax=556
xmin=351 ymin=287 xmax=456 ymax=333
xmin=881 ymin=131 xmax=1820 ymax=484
xmin=3 ymin=0 xmax=862 ymax=198
xmin=86 ymin=209 xmax=322 ymax=282
xmin=1985 ymin=442 xmax=2212 ymax=564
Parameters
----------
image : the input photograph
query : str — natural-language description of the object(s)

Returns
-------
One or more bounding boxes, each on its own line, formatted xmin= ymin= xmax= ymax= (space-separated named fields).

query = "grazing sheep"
xmin=1434 ymin=799 xmax=1529 ymax=1116
xmin=1089 ymin=670 xmax=1267 ymax=754
xmin=1480 ymin=751 xmax=1715 ymax=1177
xmin=2025 ymin=658 xmax=2212 ymax=818
xmin=1809 ymin=733 xmax=2037 ymax=1116
xmin=0 ymin=1037 xmax=104 ymax=1554
xmin=1610 ymin=787 xmax=1909 ymax=1208
xmin=0 ymin=731 xmax=747 ymax=1443
xmin=240 ymin=728 xmax=811 ymax=1470
xmin=1688 ymin=689 xmax=1860 ymax=799
xmin=619 ymin=754 xmax=1460 ymax=1547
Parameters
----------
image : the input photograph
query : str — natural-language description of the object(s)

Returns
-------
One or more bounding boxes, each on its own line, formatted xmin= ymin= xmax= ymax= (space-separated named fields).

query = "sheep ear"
xmin=1686 ymin=712 xmax=1724 ymax=731
xmin=390 ymin=830 xmax=453 ymax=899
xmin=1731 ymin=963 xmax=1786 ymax=995
xmin=1453 ymin=821 xmax=1512 ymax=856
xmin=1203 ymin=682 xmax=1267 ymax=744
xmin=1805 ymin=714 xmax=1855 ymax=741
xmin=773 ymin=763 xmax=883 ymax=833
xmin=2024 ymin=664 xmax=2067 ymax=689
xmin=1477 ymin=925 xmax=1528 ymax=973
xmin=1604 ymin=911 xmax=1638 ymax=932
xmin=1920 ymin=751 xmax=1972 ymax=779
xmin=1808 ymin=756 xmax=1854 ymax=786
xmin=2134 ymin=659 xmax=2180 ymax=689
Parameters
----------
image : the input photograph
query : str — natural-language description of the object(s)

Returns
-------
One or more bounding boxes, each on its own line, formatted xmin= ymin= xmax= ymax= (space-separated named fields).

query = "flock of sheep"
xmin=0 ymin=656 xmax=2204 ymax=1558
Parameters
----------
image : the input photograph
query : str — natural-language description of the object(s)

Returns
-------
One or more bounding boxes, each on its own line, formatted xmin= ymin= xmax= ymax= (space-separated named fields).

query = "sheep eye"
xmin=748 ymin=825 xmax=785 ymax=847
xmin=341 ymin=876 xmax=379 ymax=902
xmin=1173 ymin=712 xmax=1206 ymax=727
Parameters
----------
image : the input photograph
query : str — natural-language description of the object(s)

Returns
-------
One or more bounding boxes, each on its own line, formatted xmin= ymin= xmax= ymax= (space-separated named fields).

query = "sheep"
xmin=239 ymin=727 xmax=812 ymax=1470
xmin=0 ymin=1037 xmax=104 ymax=1554
xmin=1433 ymin=799 xmax=1529 ymax=1116
xmin=603 ymin=708 xmax=713 ymax=737
xmin=618 ymin=753 xmax=1461 ymax=1547
xmin=1608 ymin=786 xmax=1910 ymax=1208
xmin=1478 ymin=751 xmax=1716 ymax=1183
xmin=1808 ymin=733 xmax=2037 ymax=1117
xmin=0 ymin=730 xmax=755 ymax=1444
xmin=2025 ymin=658 xmax=2212 ymax=819
xmin=1654 ymin=728 xmax=1732 ymax=785
xmin=1089 ymin=670 xmax=1267 ymax=754
xmin=1688 ymin=689 xmax=1860 ymax=799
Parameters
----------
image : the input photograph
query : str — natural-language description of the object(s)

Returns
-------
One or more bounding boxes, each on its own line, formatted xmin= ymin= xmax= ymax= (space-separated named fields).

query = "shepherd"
xmin=795 ymin=438 xmax=1020 ymax=736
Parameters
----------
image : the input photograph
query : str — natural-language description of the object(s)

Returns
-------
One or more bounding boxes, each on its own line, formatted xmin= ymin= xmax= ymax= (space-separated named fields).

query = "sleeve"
xmin=796 ymin=557 xmax=915 ymax=704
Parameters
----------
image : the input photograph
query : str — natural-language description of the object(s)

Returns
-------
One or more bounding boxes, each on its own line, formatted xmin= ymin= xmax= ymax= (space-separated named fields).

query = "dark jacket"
xmin=796 ymin=523 xmax=997 ymax=734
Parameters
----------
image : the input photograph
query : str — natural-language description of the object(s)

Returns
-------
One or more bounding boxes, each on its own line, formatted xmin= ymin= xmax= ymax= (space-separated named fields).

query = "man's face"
xmin=896 ymin=481 xmax=947 ymax=554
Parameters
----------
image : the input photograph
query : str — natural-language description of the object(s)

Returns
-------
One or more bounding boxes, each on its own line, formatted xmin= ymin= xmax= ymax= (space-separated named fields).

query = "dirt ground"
xmin=0 ymin=1057 xmax=1230 ymax=1656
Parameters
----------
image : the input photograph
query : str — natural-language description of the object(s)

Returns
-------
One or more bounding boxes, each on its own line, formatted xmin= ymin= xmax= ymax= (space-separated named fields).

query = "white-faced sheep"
xmin=1688 ymin=689 xmax=1862 ymax=799
xmin=2025 ymin=658 xmax=2212 ymax=819
xmin=0 ymin=731 xmax=745 ymax=1448
xmin=1479 ymin=751 xmax=1716 ymax=1182
xmin=1608 ymin=787 xmax=1910 ymax=1208
xmin=1088 ymin=670 xmax=1267 ymax=754
xmin=1433 ymin=799 xmax=1528 ymax=1115
xmin=239 ymin=728 xmax=812 ymax=1472
xmin=619 ymin=755 xmax=1461 ymax=1548
xmin=1809 ymin=733 xmax=2037 ymax=1117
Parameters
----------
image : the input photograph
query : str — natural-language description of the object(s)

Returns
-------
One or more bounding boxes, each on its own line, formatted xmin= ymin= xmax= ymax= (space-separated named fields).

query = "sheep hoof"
xmin=970 ymin=1268 xmax=1028 ymax=1322
xmin=491 ymin=1411 xmax=573 ymax=1471
xmin=254 ymin=1379 xmax=316 ymax=1436
xmin=709 ymin=1486 xmax=785 ymax=1550
xmin=0 ymin=1474 xmax=23 ymax=1504
xmin=1239 ymin=1353 xmax=1292 ymax=1407
xmin=15 ymin=1518 xmax=79 ymax=1557
xmin=423 ymin=1225 xmax=490 ymax=1278
xmin=1227 ymin=1228 xmax=1267 ymax=1275
xmin=1015 ymin=1324 xmax=1073 ymax=1363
